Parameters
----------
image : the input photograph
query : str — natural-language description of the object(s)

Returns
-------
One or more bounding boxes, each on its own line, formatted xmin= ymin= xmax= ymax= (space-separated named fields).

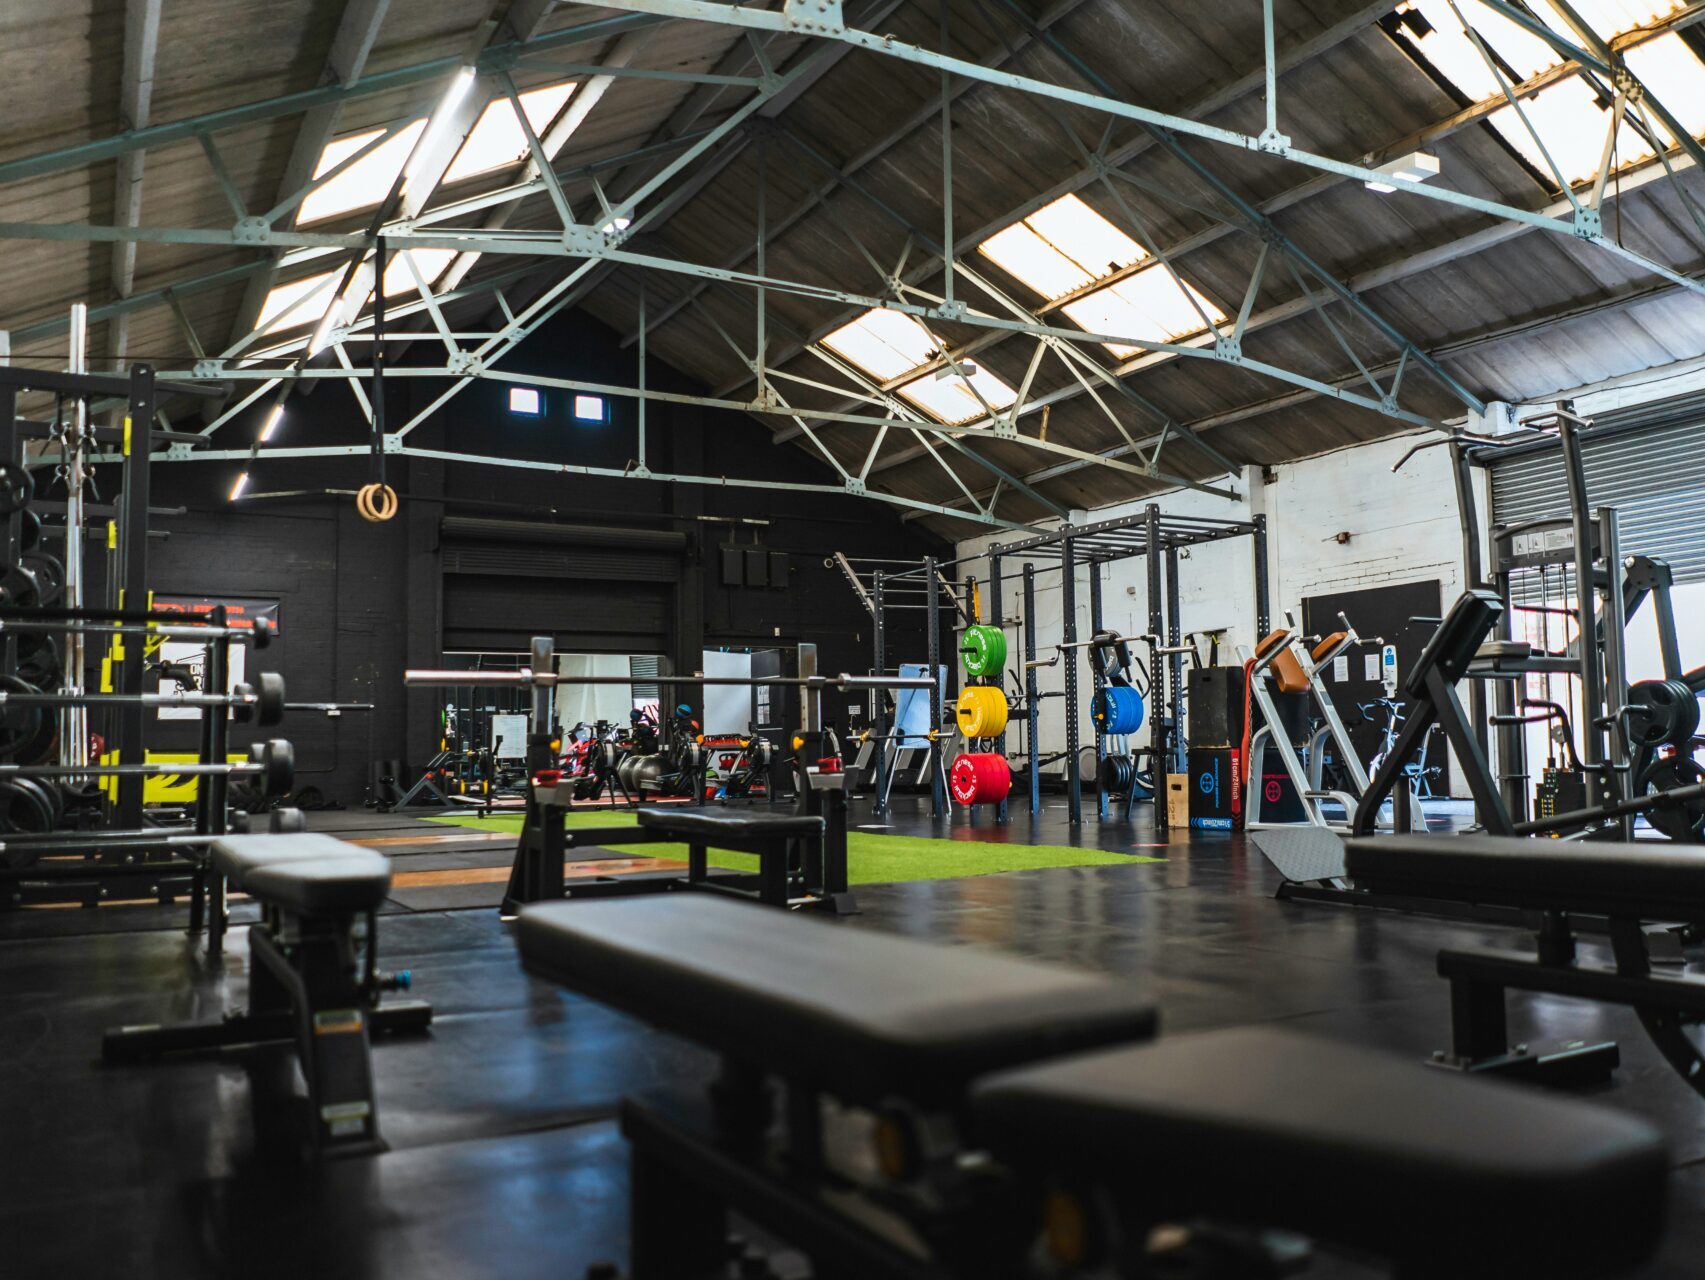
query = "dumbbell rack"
xmin=0 ymin=360 xmax=290 ymax=923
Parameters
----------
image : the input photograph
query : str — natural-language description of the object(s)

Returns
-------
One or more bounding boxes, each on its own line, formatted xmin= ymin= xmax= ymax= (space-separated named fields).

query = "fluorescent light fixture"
xmin=509 ymin=386 xmax=543 ymax=416
xmin=600 ymin=216 xmax=632 ymax=234
xmin=229 ymin=471 xmax=250 ymax=502
xmin=405 ymin=66 xmax=477 ymax=182
xmin=572 ymin=393 xmax=608 ymax=422
xmin=1365 ymin=150 xmax=1441 ymax=193
xmin=260 ymin=405 xmax=284 ymax=442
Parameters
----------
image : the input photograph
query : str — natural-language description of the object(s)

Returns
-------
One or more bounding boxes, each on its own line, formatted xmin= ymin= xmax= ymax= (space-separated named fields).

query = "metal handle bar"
xmin=403 ymin=669 xmax=933 ymax=691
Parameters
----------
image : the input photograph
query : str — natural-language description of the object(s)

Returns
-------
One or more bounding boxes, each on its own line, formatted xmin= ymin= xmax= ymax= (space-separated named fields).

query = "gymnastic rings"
xmin=356 ymin=483 xmax=399 ymax=523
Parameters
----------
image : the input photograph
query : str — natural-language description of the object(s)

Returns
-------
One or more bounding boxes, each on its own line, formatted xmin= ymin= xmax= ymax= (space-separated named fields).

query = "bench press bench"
xmin=104 ymin=833 xmax=432 ymax=1157
xmin=517 ymin=897 xmax=1666 ymax=1278
xmin=1348 ymin=832 xmax=1705 ymax=1093
xmin=508 ymin=805 xmax=848 ymax=915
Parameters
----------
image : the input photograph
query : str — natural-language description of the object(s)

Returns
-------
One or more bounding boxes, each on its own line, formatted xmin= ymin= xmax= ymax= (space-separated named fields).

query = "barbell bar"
xmin=0 ymin=618 xmax=272 ymax=645
xmin=404 ymin=669 xmax=935 ymax=690
xmin=0 ymin=738 xmax=294 ymax=796
xmin=0 ymin=670 xmax=285 ymax=725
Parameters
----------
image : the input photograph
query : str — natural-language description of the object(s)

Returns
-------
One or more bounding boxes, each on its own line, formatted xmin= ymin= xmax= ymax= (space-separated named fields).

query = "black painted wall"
xmin=99 ymin=308 xmax=950 ymax=805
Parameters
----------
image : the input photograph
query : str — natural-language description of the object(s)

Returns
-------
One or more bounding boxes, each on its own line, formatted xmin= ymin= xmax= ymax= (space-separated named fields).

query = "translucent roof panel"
xmin=1061 ymin=266 xmax=1229 ymax=358
xmin=1397 ymin=0 xmax=1565 ymax=101
xmin=977 ymin=194 xmax=1147 ymax=301
xmin=1536 ymin=0 xmax=1689 ymax=42
xmin=896 ymin=365 xmax=1018 ymax=425
xmin=256 ymin=271 xmax=339 ymax=332
xmin=443 ymin=82 xmax=577 ymax=184
xmin=1487 ymin=34 xmax=1705 ymax=188
xmin=297 ymin=120 xmax=426 ymax=225
xmin=820 ymin=309 xmax=941 ymax=381
xmin=369 ymin=248 xmax=458 ymax=302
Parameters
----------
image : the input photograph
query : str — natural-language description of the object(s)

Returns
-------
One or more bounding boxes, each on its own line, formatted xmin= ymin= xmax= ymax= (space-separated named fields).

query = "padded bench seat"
xmin=1345 ymin=834 xmax=1705 ymax=921
xmin=210 ymin=832 xmax=392 ymax=914
xmin=635 ymin=808 xmax=824 ymax=843
xmin=973 ymin=1025 xmax=1668 ymax=1275
xmin=517 ymin=896 xmax=1155 ymax=1107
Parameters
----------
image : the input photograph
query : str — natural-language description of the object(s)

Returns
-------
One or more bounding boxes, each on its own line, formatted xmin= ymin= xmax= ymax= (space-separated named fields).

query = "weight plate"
xmin=0 ymin=675 xmax=44 ymax=758
xmin=1639 ymin=756 xmax=1705 ymax=842
xmin=0 ymin=563 xmax=40 ymax=609
xmin=254 ymin=670 xmax=286 ymax=727
xmin=16 ymin=633 xmax=62 ymax=690
xmin=0 ymin=776 xmax=55 ymax=835
xmin=19 ymin=551 xmax=63 ymax=606
xmin=961 ymin=626 xmax=1008 ymax=678
xmin=269 ymin=806 xmax=307 ymax=833
xmin=17 ymin=508 xmax=41 ymax=552
xmin=1093 ymin=685 xmax=1145 ymax=736
xmin=955 ymin=686 xmax=1009 ymax=739
xmin=0 ymin=460 xmax=33 ymax=516
xmin=1627 ymin=679 xmax=1700 ymax=749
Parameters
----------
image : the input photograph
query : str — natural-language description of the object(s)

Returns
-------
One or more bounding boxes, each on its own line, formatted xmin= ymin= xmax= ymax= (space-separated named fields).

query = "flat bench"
xmin=104 ymin=833 xmax=432 ymax=1157
xmin=1347 ymin=833 xmax=1705 ymax=1091
xmin=518 ymin=896 xmax=1668 ymax=1278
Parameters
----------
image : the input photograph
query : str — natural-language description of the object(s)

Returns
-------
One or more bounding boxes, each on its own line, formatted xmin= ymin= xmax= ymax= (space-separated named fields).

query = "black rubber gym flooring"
xmin=2 ymin=798 xmax=1701 ymax=1278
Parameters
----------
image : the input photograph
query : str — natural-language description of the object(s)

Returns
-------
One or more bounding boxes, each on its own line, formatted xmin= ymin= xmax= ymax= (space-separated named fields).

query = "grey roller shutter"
xmin=1489 ymin=392 xmax=1705 ymax=584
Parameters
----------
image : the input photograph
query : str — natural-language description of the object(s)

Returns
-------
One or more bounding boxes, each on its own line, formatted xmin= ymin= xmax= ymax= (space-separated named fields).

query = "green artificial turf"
xmin=425 ymin=809 xmax=1162 ymax=885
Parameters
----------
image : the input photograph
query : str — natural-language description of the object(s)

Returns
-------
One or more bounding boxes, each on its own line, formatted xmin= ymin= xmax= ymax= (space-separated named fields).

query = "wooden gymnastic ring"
xmin=357 ymin=482 xmax=399 ymax=523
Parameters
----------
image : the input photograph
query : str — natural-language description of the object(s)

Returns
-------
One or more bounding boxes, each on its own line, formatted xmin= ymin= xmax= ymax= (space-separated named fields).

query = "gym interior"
xmin=3 ymin=1 xmax=1705 ymax=1275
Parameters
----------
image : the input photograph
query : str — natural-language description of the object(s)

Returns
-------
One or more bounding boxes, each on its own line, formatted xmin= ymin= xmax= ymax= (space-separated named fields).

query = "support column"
xmin=1023 ymin=563 xmax=1040 ymax=817
xmin=1252 ymin=512 xmax=1271 ymax=637
xmin=1165 ymin=544 xmax=1185 ymax=774
xmin=925 ymin=555 xmax=945 ymax=818
xmin=114 ymin=363 xmax=155 ymax=829
xmin=872 ymin=571 xmax=888 ymax=817
xmin=1145 ymin=507 xmax=1166 ymax=785
xmin=1089 ymin=559 xmax=1106 ymax=820
xmin=1063 ymin=538 xmax=1081 ymax=826
xmin=990 ymin=554 xmax=1008 ymax=825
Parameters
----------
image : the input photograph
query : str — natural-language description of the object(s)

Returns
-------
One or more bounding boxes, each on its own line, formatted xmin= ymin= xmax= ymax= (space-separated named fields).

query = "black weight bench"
xmin=104 ymin=833 xmax=432 ymax=1157
xmin=518 ymin=897 xmax=1667 ymax=1278
xmin=508 ymin=804 xmax=848 ymax=915
xmin=1348 ymin=833 xmax=1705 ymax=1091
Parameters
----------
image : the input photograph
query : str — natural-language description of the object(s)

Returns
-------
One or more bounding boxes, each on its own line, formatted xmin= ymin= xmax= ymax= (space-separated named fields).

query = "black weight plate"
xmin=15 ymin=710 xmax=58 ymax=767
xmin=20 ymin=551 xmax=63 ymax=606
xmin=1627 ymin=680 xmax=1700 ymax=748
xmin=0 ymin=674 xmax=43 ymax=758
xmin=16 ymin=633 xmax=61 ymax=690
xmin=1639 ymin=756 xmax=1705 ymax=842
xmin=0 ymin=460 xmax=33 ymax=516
xmin=17 ymin=508 xmax=41 ymax=552
xmin=0 ymin=563 xmax=40 ymax=609
xmin=0 ymin=777 xmax=55 ymax=834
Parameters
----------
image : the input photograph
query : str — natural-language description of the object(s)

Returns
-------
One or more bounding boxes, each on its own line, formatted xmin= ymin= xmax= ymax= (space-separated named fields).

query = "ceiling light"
xmin=1366 ymin=151 xmax=1441 ymax=193
xmin=229 ymin=471 xmax=250 ymax=503
xmin=259 ymin=405 xmax=284 ymax=442
xmin=600 ymin=216 xmax=632 ymax=234
xmin=935 ymin=361 xmax=977 ymax=381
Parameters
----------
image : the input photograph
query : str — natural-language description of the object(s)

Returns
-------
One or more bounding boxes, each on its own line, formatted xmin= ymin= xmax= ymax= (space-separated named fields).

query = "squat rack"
xmin=892 ymin=505 xmax=1268 ymax=826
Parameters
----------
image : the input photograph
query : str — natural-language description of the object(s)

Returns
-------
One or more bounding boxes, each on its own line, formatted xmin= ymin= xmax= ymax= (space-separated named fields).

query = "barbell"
xmin=0 ymin=669 xmax=285 ymax=726
xmin=0 ymin=615 xmax=273 ymax=647
xmin=0 ymin=737 xmax=294 ymax=797
xmin=405 ymin=668 xmax=934 ymax=691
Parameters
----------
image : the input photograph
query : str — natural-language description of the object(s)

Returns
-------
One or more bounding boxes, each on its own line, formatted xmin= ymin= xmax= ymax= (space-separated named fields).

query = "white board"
xmin=701 ymin=650 xmax=753 ymax=736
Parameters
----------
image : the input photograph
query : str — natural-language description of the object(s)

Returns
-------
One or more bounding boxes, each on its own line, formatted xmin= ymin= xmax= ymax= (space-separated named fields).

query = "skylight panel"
xmin=297 ymin=120 xmax=427 ymax=225
xmin=896 ymin=365 xmax=1018 ymax=425
xmin=1396 ymin=1 xmax=1564 ymax=102
xmin=369 ymin=248 xmax=458 ymax=302
xmin=443 ymin=82 xmax=577 ymax=184
xmin=1485 ymin=34 xmax=1705 ymax=188
xmin=820 ymin=309 xmax=941 ymax=381
xmin=1535 ymin=0 xmax=1687 ymax=42
xmin=256 ymin=271 xmax=338 ymax=332
xmin=977 ymin=194 xmax=1147 ymax=302
xmin=1060 ymin=266 xmax=1228 ymax=358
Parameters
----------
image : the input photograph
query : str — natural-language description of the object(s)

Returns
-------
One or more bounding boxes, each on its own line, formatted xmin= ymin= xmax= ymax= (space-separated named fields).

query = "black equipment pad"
xmin=635 ymin=808 xmax=824 ymax=842
xmin=211 ymin=833 xmax=391 ymax=913
xmin=1249 ymin=828 xmax=1346 ymax=883
xmin=973 ymin=1025 xmax=1667 ymax=1274
xmin=1346 ymin=834 xmax=1705 ymax=921
xmin=516 ymin=897 xmax=1156 ymax=1107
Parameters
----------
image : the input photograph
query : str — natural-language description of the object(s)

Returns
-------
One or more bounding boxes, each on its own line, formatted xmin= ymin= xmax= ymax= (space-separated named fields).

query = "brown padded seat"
xmin=1311 ymin=631 xmax=1349 ymax=663
xmin=1253 ymin=629 xmax=1290 ymax=659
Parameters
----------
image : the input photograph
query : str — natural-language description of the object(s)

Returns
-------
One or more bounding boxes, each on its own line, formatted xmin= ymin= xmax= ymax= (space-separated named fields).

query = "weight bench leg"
xmin=1440 ymin=963 xmax=1620 ymax=1085
xmin=628 ymin=1138 xmax=729 ymax=1280
xmin=689 ymin=842 xmax=707 ymax=884
xmin=1449 ymin=975 xmax=1509 ymax=1064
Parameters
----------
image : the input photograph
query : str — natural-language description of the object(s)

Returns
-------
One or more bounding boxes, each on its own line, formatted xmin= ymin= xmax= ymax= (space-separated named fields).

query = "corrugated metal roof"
xmin=0 ymin=0 xmax=1701 ymax=534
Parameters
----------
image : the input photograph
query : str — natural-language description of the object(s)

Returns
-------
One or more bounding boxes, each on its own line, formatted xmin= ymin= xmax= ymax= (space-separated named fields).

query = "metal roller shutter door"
xmin=1489 ymin=394 xmax=1705 ymax=584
